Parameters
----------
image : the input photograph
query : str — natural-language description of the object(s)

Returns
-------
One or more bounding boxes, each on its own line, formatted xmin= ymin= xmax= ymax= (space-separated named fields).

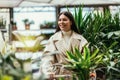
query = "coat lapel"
xmin=55 ymin=40 xmax=67 ymax=53
xmin=70 ymin=38 xmax=80 ymax=52
xmin=53 ymin=31 xmax=81 ymax=53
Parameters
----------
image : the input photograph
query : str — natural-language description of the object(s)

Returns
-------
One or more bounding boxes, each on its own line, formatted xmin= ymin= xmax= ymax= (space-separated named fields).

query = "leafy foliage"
xmin=0 ymin=53 xmax=32 ymax=80
xmin=73 ymin=6 xmax=120 ymax=51
xmin=71 ymin=5 xmax=120 ymax=79
xmin=65 ymin=46 xmax=104 ymax=80
xmin=22 ymin=19 xmax=34 ymax=25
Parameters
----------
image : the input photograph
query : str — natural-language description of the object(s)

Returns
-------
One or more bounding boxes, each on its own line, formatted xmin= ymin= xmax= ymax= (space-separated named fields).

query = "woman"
xmin=41 ymin=11 xmax=88 ymax=79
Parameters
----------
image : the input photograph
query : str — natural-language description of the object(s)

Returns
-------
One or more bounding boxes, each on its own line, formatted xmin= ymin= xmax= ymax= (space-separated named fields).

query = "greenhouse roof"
xmin=0 ymin=0 xmax=120 ymax=8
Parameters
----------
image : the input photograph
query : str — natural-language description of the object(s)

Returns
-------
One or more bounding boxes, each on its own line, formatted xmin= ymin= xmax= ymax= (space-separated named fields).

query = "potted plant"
xmin=64 ymin=46 xmax=104 ymax=80
xmin=70 ymin=5 xmax=120 ymax=79
xmin=0 ymin=16 xmax=6 ymax=29
xmin=40 ymin=21 xmax=56 ymax=29
xmin=22 ymin=19 xmax=34 ymax=30
xmin=12 ymin=22 xmax=17 ymax=30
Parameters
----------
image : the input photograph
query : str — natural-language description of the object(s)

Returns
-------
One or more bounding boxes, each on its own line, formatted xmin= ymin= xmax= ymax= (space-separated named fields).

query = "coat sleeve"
xmin=40 ymin=36 xmax=56 ymax=77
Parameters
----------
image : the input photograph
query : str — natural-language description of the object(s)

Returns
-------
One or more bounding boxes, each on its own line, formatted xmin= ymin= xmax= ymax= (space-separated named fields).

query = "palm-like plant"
xmin=66 ymin=5 xmax=120 ymax=79
xmin=64 ymin=46 xmax=104 ymax=80
xmin=73 ymin=6 xmax=120 ymax=51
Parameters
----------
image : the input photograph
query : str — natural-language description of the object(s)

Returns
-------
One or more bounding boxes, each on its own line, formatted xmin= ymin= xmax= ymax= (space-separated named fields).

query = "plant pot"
xmin=25 ymin=24 xmax=30 ymax=30
xmin=12 ymin=25 xmax=17 ymax=30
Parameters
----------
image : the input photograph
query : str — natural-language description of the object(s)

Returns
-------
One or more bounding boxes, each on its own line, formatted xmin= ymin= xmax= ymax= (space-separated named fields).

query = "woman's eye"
xmin=58 ymin=18 xmax=68 ymax=21
xmin=58 ymin=19 xmax=61 ymax=21
xmin=63 ymin=18 xmax=68 ymax=21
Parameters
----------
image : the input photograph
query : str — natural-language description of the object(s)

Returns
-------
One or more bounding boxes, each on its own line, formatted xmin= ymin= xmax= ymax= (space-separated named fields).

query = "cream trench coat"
xmin=42 ymin=31 xmax=88 ymax=79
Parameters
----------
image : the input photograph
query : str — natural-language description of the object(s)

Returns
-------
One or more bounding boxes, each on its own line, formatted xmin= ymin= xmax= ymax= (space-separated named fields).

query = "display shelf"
xmin=11 ymin=28 xmax=54 ymax=53
xmin=0 ymin=29 xmax=7 ymax=32
xmin=12 ymin=29 xmax=55 ymax=36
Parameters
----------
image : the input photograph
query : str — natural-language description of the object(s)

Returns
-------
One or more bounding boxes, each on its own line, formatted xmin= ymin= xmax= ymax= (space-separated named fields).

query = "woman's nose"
xmin=60 ymin=20 xmax=64 ymax=23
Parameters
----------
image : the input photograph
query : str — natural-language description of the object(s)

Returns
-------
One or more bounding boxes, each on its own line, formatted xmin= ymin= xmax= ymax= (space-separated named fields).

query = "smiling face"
xmin=58 ymin=14 xmax=72 ymax=32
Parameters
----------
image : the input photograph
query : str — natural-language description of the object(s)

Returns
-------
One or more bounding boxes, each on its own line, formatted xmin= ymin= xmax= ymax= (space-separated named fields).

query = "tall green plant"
xmin=67 ymin=5 xmax=120 ymax=79
xmin=73 ymin=6 xmax=120 ymax=50
xmin=74 ymin=6 xmax=91 ymax=34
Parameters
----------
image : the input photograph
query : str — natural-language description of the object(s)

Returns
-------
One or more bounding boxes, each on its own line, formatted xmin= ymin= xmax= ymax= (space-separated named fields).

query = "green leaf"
xmin=83 ymin=47 xmax=90 ymax=60
xmin=90 ymin=48 xmax=99 ymax=59
xmin=74 ymin=48 xmax=83 ymax=61
xmin=66 ymin=51 xmax=78 ymax=61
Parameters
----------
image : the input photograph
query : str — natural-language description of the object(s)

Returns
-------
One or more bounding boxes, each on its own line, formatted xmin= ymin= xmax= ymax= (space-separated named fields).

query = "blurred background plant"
xmin=73 ymin=6 xmax=120 ymax=51
xmin=12 ymin=32 xmax=45 ymax=52
xmin=0 ymin=52 xmax=32 ymax=80
xmin=40 ymin=21 xmax=56 ymax=29
xmin=12 ymin=22 xmax=17 ymax=30
xmin=0 ymin=38 xmax=45 ymax=80
xmin=22 ymin=19 xmax=34 ymax=30
xmin=0 ymin=16 xmax=6 ymax=29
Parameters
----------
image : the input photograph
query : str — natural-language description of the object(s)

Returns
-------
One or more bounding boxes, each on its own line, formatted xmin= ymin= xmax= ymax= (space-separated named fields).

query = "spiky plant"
xmin=64 ymin=46 xmax=104 ymax=80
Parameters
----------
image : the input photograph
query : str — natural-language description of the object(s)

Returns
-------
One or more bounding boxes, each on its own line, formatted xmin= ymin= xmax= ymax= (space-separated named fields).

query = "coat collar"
xmin=52 ymin=31 xmax=82 ymax=41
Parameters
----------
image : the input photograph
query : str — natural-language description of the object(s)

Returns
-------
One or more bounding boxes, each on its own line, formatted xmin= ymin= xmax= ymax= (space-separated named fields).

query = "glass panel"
xmin=13 ymin=6 xmax=56 ymax=30
xmin=61 ymin=7 xmax=104 ymax=17
xmin=109 ymin=6 xmax=120 ymax=15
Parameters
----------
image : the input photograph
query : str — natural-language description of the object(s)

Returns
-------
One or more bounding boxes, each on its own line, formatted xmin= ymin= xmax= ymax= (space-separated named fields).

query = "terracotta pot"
xmin=12 ymin=25 xmax=17 ymax=30
xmin=25 ymin=24 xmax=30 ymax=30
